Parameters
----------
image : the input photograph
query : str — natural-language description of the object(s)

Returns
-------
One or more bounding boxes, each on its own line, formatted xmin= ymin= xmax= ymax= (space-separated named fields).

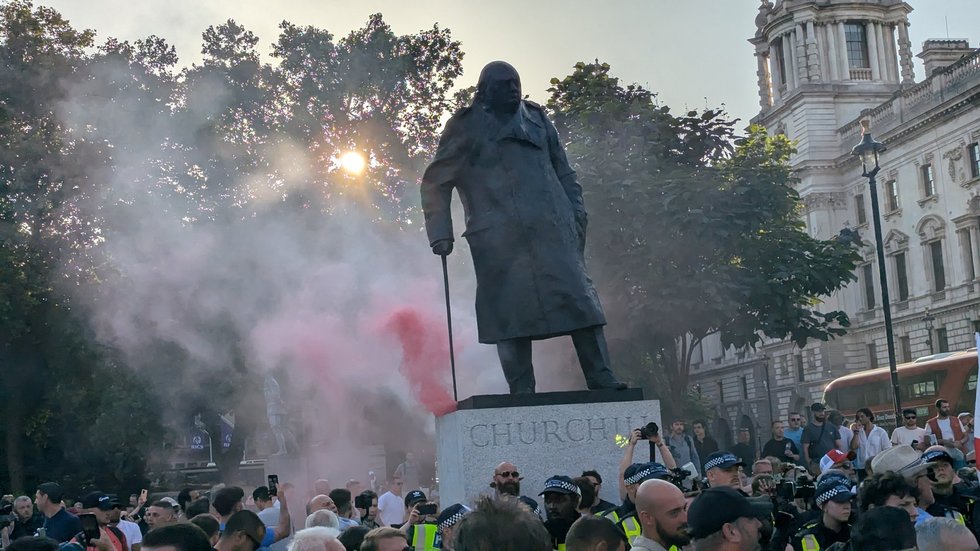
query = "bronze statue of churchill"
xmin=420 ymin=61 xmax=626 ymax=394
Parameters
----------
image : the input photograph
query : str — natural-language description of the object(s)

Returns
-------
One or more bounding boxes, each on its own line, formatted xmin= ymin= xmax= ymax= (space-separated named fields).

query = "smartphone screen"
xmin=268 ymin=474 xmax=279 ymax=496
xmin=80 ymin=513 xmax=101 ymax=542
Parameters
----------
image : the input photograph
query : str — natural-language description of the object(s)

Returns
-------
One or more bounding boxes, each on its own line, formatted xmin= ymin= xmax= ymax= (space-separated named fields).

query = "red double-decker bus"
xmin=822 ymin=348 xmax=977 ymax=429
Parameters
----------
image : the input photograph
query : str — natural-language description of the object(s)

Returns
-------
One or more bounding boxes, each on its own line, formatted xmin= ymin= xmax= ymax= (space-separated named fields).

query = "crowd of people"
xmin=2 ymin=398 xmax=979 ymax=551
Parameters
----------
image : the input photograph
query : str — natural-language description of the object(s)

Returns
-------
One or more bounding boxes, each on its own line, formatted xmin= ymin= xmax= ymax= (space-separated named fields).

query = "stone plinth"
xmin=436 ymin=390 xmax=660 ymax=507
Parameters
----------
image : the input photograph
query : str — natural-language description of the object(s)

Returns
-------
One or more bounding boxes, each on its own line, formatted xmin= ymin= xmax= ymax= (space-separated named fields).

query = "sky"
xmin=38 ymin=0 xmax=980 ymax=127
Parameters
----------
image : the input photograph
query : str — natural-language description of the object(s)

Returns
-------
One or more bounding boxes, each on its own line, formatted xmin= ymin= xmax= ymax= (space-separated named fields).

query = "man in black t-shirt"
xmin=762 ymin=421 xmax=801 ymax=464
xmin=36 ymin=482 xmax=82 ymax=543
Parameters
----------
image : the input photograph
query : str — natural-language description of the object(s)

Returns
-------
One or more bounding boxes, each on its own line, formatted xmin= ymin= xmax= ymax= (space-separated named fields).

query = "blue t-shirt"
xmin=784 ymin=427 xmax=804 ymax=449
xmin=43 ymin=508 xmax=83 ymax=543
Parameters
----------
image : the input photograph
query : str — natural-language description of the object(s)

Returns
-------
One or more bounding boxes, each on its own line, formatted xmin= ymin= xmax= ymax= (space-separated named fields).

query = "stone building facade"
xmin=689 ymin=0 xmax=980 ymax=444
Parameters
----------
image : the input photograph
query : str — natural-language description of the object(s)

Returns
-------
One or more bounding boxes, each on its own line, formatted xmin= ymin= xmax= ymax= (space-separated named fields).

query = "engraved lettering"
xmin=588 ymin=417 xmax=607 ymax=442
xmin=492 ymin=422 xmax=512 ymax=446
xmin=566 ymin=419 xmax=586 ymax=442
xmin=516 ymin=421 xmax=537 ymax=445
xmin=544 ymin=420 xmax=564 ymax=443
xmin=470 ymin=424 xmax=490 ymax=447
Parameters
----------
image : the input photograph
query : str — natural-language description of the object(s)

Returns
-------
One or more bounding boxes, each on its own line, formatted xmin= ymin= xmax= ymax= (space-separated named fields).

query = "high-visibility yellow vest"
xmin=411 ymin=524 xmax=439 ymax=551
xmin=801 ymin=534 xmax=820 ymax=551
xmin=600 ymin=509 xmax=622 ymax=523
xmin=619 ymin=516 xmax=641 ymax=542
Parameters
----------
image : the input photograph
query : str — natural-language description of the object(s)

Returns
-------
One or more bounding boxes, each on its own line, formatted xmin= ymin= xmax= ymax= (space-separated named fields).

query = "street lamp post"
xmin=923 ymin=308 xmax=936 ymax=354
xmin=851 ymin=119 xmax=902 ymax=422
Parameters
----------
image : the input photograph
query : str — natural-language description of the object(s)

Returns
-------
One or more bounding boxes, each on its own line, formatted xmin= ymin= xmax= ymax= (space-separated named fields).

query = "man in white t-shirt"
xmin=252 ymin=487 xmax=280 ymax=528
xmin=891 ymin=408 xmax=928 ymax=450
xmin=110 ymin=498 xmax=142 ymax=551
xmin=925 ymin=399 xmax=968 ymax=468
xmin=829 ymin=410 xmax=853 ymax=454
xmin=377 ymin=477 xmax=405 ymax=526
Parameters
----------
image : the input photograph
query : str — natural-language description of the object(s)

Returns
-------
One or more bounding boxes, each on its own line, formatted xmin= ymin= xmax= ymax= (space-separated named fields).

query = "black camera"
xmin=637 ymin=422 xmax=659 ymax=439
xmin=0 ymin=503 xmax=15 ymax=525
xmin=776 ymin=475 xmax=815 ymax=501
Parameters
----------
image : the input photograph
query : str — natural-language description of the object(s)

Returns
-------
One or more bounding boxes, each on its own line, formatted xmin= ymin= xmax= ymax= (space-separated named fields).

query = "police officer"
xmin=790 ymin=481 xmax=854 ymax=551
xmin=600 ymin=463 xmax=672 ymax=543
xmin=541 ymin=476 xmax=583 ymax=551
xmin=435 ymin=503 xmax=470 ymax=551
xmin=923 ymin=446 xmax=978 ymax=534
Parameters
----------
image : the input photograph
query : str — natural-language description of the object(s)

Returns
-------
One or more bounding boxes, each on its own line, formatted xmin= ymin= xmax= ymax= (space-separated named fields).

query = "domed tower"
xmin=748 ymin=0 xmax=914 ymax=242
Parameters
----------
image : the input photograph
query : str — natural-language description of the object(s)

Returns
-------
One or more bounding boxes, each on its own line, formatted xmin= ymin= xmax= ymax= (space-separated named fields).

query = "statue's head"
xmin=475 ymin=61 xmax=522 ymax=113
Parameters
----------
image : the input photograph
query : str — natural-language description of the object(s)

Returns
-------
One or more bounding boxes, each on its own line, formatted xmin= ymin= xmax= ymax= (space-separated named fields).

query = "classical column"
xmin=806 ymin=20 xmax=821 ymax=82
xmin=886 ymin=24 xmax=900 ymax=82
xmin=898 ymin=19 xmax=915 ymax=84
xmin=783 ymin=33 xmax=797 ymax=89
xmin=756 ymin=50 xmax=772 ymax=109
xmin=838 ymin=20 xmax=851 ymax=80
xmin=769 ymin=48 xmax=782 ymax=103
xmin=826 ymin=23 xmax=840 ymax=81
xmin=796 ymin=23 xmax=808 ymax=83
xmin=867 ymin=21 xmax=881 ymax=80
xmin=874 ymin=23 xmax=889 ymax=81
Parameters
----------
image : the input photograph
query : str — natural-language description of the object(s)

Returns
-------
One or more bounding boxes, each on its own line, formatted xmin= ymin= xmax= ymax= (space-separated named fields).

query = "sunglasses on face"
xmin=838 ymin=463 xmax=854 ymax=470
xmin=905 ymin=416 xmax=916 ymax=420
xmin=496 ymin=471 xmax=520 ymax=478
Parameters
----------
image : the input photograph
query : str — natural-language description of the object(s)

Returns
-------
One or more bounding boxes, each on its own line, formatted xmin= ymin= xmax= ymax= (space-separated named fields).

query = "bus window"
xmin=902 ymin=372 xmax=945 ymax=401
xmin=955 ymin=373 xmax=977 ymax=413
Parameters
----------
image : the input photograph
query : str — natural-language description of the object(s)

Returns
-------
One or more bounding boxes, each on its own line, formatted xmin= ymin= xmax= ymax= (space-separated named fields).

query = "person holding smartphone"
xmin=75 ymin=492 xmax=126 ymax=551
xmin=397 ymin=490 xmax=439 ymax=551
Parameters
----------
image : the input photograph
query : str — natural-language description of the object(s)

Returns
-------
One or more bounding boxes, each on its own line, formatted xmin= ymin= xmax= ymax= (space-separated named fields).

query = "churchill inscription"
xmin=436 ymin=397 xmax=661 ymax=506
xmin=467 ymin=415 xmax=652 ymax=447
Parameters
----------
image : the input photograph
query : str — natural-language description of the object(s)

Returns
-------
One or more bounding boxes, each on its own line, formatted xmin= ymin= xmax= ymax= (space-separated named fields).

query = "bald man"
xmin=492 ymin=462 xmax=522 ymax=498
xmin=305 ymin=495 xmax=337 ymax=515
xmin=631 ymin=480 xmax=690 ymax=551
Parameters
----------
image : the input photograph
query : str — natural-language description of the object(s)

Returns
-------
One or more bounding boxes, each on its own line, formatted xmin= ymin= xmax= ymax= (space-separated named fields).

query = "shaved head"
xmin=635 ymin=479 xmax=690 ymax=548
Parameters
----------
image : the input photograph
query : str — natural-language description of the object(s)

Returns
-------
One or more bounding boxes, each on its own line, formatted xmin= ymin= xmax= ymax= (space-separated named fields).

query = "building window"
xmin=855 ymin=193 xmax=867 ymax=225
xmin=973 ymin=320 xmax=980 ymax=335
xmin=930 ymin=241 xmax=946 ymax=291
xmin=867 ymin=343 xmax=878 ymax=368
xmin=936 ymin=327 xmax=949 ymax=353
xmin=969 ymin=143 xmax=980 ymax=179
xmin=741 ymin=376 xmax=749 ymax=400
xmin=921 ymin=164 xmax=936 ymax=198
xmin=796 ymin=354 xmax=805 ymax=382
xmin=717 ymin=381 xmax=725 ymax=403
xmin=959 ymin=229 xmax=977 ymax=281
xmin=899 ymin=335 xmax=912 ymax=362
xmin=894 ymin=252 xmax=910 ymax=301
xmin=862 ymin=263 xmax=876 ymax=309
xmin=885 ymin=180 xmax=899 ymax=211
xmin=844 ymin=23 xmax=870 ymax=69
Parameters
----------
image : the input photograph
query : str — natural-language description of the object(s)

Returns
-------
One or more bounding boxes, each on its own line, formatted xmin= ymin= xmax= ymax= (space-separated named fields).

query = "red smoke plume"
xmin=382 ymin=307 xmax=457 ymax=416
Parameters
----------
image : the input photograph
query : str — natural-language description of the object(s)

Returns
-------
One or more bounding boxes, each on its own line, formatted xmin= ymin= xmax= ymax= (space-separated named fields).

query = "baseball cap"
xmin=814 ymin=481 xmax=855 ymax=506
xmin=539 ymin=475 xmax=581 ymax=496
xmin=404 ymin=490 xmax=427 ymax=507
xmin=687 ymin=487 xmax=756 ymax=539
xmin=816 ymin=470 xmax=851 ymax=487
xmin=871 ymin=444 xmax=935 ymax=479
xmin=623 ymin=463 xmax=670 ymax=486
xmin=922 ymin=446 xmax=954 ymax=464
xmin=37 ymin=483 xmax=64 ymax=503
xmin=703 ymin=452 xmax=744 ymax=473
xmin=436 ymin=503 xmax=470 ymax=532
xmin=81 ymin=492 xmax=113 ymax=511
xmin=810 ymin=402 xmax=826 ymax=412
xmin=819 ymin=449 xmax=856 ymax=473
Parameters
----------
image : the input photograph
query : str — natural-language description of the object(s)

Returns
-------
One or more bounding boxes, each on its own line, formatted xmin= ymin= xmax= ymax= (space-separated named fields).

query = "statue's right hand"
xmin=432 ymin=239 xmax=454 ymax=256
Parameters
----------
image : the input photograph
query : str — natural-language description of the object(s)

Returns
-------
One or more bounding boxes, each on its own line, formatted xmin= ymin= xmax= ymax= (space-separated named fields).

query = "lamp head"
xmin=851 ymin=119 xmax=886 ymax=173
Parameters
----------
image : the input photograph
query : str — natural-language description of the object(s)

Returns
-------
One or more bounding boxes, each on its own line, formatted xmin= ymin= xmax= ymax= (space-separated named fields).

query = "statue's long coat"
xmin=420 ymin=100 xmax=606 ymax=344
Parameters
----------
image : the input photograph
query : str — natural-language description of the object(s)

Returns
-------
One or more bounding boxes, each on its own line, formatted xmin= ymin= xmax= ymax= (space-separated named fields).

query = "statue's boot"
xmin=572 ymin=326 xmax=628 ymax=390
xmin=497 ymin=338 xmax=536 ymax=394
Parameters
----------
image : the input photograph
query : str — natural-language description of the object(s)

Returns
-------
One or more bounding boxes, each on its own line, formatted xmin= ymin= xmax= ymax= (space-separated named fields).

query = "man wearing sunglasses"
xmin=921 ymin=447 xmax=978 ymax=535
xmin=215 ymin=511 xmax=265 ymax=551
xmin=892 ymin=409 xmax=929 ymax=451
xmin=818 ymin=450 xmax=858 ymax=484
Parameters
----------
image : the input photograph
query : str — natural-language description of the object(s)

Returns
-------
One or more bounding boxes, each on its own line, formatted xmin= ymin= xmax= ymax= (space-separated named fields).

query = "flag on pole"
xmin=974 ymin=332 xmax=980 ymax=458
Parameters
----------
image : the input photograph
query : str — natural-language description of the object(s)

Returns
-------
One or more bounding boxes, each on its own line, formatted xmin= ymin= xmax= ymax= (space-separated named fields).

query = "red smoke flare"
xmin=382 ymin=307 xmax=457 ymax=416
